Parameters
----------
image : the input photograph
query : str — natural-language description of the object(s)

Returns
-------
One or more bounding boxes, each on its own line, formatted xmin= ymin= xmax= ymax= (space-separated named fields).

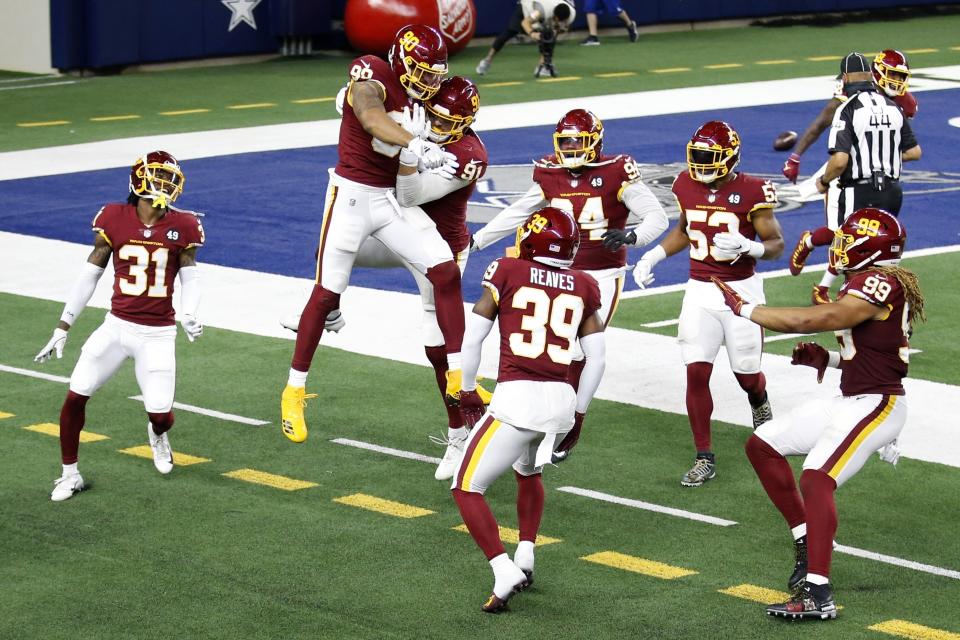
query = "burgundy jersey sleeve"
xmin=336 ymin=55 xmax=412 ymax=188
xmin=486 ymin=258 xmax=595 ymax=384
xmin=421 ymin=130 xmax=487 ymax=255
xmin=92 ymin=204 xmax=123 ymax=246
xmin=837 ymin=270 xmax=909 ymax=396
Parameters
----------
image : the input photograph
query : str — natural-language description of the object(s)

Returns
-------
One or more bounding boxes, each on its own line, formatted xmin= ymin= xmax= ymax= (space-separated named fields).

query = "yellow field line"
xmin=0 ymin=411 xmax=14 ymax=419
xmin=869 ymin=620 xmax=960 ymax=640
xmin=226 ymin=102 xmax=277 ymax=110
xmin=452 ymin=524 xmax=562 ymax=546
xmin=903 ymin=48 xmax=938 ymax=54
xmin=650 ymin=67 xmax=691 ymax=74
xmin=704 ymin=63 xmax=743 ymax=70
xmin=90 ymin=114 xmax=141 ymax=122
xmin=223 ymin=468 xmax=316 ymax=490
xmin=951 ymin=46 xmax=960 ymax=52
xmin=160 ymin=108 xmax=211 ymax=116
xmin=480 ymin=81 xmax=524 ymax=88
xmin=582 ymin=551 xmax=697 ymax=579
xmin=17 ymin=120 xmax=70 ymax=127
xmin=595 ymin=71 xmax=636 ymax=78
xmin=120 ymin=445 xmax=211 ymax=467
xmin=333 ymin=493 xmax=434 ymax=518
xmin=291 ymin=97 xmax=335 ymax=104
xmin=755 ymin=59 xmax=795 ymax=65
xmin=807 ymin=55 xmax=842 ymax=62
xmin=537 ymin=76 xmax=580 ymax=83
xmin=24 ymin=422 xmax=108 ymax=443
xmin=718 ymin=583 xmax=792 ymax=604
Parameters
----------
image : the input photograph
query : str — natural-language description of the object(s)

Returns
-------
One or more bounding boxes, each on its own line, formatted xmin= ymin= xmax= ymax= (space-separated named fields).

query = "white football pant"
xmin=69 ymin=313 xmax=177 ymax=413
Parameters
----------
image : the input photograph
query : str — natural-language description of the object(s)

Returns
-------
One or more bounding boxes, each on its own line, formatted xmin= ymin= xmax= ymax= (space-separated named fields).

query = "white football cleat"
xmin=279 ymin=310 xmax=345 ymax=334
xmin=147 ymin=423 xmax=174 ymax=475
xmin=51 ymin=472 xmax=85 ymax=502
xmin=432 ymin=433 xmax=468 ymax=481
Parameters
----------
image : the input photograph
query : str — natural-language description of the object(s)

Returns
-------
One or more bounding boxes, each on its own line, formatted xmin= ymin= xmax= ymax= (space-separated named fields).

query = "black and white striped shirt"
xmin=828 ymin=89 xmax=918 ymax=185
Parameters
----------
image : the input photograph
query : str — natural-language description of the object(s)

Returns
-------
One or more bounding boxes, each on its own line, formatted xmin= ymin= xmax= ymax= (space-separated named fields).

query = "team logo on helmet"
xmin=129 ymin=150 xmax=184 ymax=209
xmin=829 ymin=208 xmax=905 ymax=272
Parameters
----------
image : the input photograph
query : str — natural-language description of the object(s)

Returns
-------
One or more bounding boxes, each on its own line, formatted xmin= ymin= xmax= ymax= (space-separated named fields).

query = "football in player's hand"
xmin=773 ymin=131 xmax=798 ymax=151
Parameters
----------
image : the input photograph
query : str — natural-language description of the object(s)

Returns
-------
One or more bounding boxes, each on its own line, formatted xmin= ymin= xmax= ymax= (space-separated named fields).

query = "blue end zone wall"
xmin=2 ymin=89 xmax=958 ymax=302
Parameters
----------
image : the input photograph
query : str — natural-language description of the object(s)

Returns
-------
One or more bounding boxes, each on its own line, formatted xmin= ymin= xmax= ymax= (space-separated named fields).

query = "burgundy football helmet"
xmin=873 ymin=49 xmax=910 ymax=98
xmin=516 ymin=206 xmax=580 ymax=269
xmin=687 ymin=120 xmax=740 ymax=183
xmin=553 ymin=109 xmax=603 ymax=169
xmin=829 ymin=208 xmax=905 ymax=272
xmin=129 ymin=150 xmax=184 ymax=208
xmin=387 ymin=24 xmax=448 ymax=101
xmin=426 ymin=76 xmax=479 ymax=145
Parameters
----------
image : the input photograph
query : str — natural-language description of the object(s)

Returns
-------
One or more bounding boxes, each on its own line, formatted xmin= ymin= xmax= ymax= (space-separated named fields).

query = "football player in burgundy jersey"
xmin=713 ymin=209 xmax=923 ymax=620
xmin=634 ymin=121 xmax=784 ymax=487
xmin=472 ymin=109 xmax=667 ymax=388
xmin=452 ymin=207 xmax=605 ymax=613
xmin=281 ymin=25 xmax=470 ymax=444
xmin=34 ymin=151 xmax=205 ymax=502
xmin=352 ymin=76 xmax=493 ymax=480
xmin=784 ymin=50 xmax=918 ymax=304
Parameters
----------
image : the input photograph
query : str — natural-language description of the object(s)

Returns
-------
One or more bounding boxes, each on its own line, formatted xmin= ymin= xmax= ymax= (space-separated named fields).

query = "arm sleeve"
xmin=60 ymin=262 xmax=106 ymax=327
xmin=900 ymin=117 xmax=918 ymax=151
xmin=575 ymin=331 xmax=606 ymax=413
xmin=828 ymin=104 xmax=853 ymax=154
xmin=473 ymin=184 xmax=547 ymax=250
xmin=622 ymin=182 xmax=669 ymax=247
xmin=461 ymin=312 xmax=495 ymax=391
xmin=178 ymin=265 xmax=202 ymax=317
xmin=396 ymin=171 xmax=471 ymax=207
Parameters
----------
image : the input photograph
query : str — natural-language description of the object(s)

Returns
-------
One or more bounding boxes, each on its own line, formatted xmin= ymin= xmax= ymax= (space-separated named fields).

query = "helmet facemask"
xmin=686 ymin=143 xmax=738 ymax=183
xmin=400 ymin=57 xmax=447 ymax=100
xmin=131 ymin=156 xmax=184 ymax=208
xmin=426 ymin=103 xmax=472 ymax=145
xmin=553 ymin=130 xmax=600 ymax=169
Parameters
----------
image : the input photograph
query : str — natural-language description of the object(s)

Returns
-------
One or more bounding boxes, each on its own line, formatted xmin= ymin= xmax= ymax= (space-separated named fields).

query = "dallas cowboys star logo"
xmin=222 ymin=0 xmax=262 ymax=31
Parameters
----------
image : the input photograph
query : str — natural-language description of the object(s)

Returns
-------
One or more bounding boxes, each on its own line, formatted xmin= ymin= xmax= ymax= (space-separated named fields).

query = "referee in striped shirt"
xmin=816 ymin=52 xmax=922 ymax=224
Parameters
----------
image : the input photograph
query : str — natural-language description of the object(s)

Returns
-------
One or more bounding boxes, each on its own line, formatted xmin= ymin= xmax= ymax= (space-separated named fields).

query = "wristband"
xmin=827 ymin=351 xmax=841 ymax=368
xmin=747 ymin=240 xmax=765 ymax=259
xmin=740 ymin=303 xmax=757 ymax=319
xmin=644 ymin=244 xmax=667 ymax=266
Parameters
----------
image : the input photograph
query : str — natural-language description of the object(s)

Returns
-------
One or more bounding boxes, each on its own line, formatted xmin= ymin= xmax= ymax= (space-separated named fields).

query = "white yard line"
xmin=642 ymin=319 xmax=680 ymax=328
xmin=0 ymin=81 xmax=77 ymax=92
xmin=1 ymin=65 xmax=959 ymax=181
xmin=331 ymin=437 xmax=441 ymax=464
xmin=128 ymin=395 xmax=269 ymax=426
xmin=0 ymin=363 xmax=70 ymax=384
xmin=835 ymin=544 xmax=960 ymax=581
xmin=556 ymin=486 xmax=738 ymax=527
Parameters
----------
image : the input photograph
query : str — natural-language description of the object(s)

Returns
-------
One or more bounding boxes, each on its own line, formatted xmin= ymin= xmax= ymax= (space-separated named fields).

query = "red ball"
xmin=344 ymin=0 xmax=476 ymax=56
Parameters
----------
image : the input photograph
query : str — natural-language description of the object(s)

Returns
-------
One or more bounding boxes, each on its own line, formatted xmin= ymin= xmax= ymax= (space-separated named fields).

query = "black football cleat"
xmin=766 ymin=583 xmax=837 ymax=621
xmin=516 ymin=569 xmax=534 ymax=591
xmin=788 ymin=536 xmax=808 ymax=594
xmin=751 ymin=393 xmax=773 ymax=429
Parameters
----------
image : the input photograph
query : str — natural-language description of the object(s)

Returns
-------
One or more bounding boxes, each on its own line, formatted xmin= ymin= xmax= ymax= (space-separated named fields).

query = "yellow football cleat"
xmin=281 ymin=385 xmax=317 ymax=443
xmin=445 ymin=369 xmax=463 ymax=406
xmin=475 ymin=379 xmax=494 ymax=405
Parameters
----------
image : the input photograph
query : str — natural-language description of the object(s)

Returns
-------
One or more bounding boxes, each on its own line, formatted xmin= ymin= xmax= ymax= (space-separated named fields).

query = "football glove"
xmin=600 ymin=229 xmax=637 ymax=251
xmin=552 ymin=412 xmax=584 ymax=464
xmin=714 ymin=231 xmax=764 ymax=258
xmin=34 ymin=328 xmax=68 ymax=363
xmin=459 ymin=389 xmax=485 ymax=429
xmin=782 ymin=153 xmax=801 ymax=184
xmin=632 ymin=256 xmax=655 ymax=289
xmin=791 ymin=342 xmax=829 ymax=383
xmin=181 ymin=314 xmax=203 ymax=342
xmin=402 ymin=138 xmax=458 ymax=174
xmin=399 ymin=103 xmax=429 ymax=140
xmin=710 ymin=276 xmax=749 ymax=317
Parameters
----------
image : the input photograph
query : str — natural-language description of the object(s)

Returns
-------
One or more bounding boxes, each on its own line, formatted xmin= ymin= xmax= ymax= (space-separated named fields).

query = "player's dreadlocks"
xmin=873 ymin=265 xmax=926 ymax=325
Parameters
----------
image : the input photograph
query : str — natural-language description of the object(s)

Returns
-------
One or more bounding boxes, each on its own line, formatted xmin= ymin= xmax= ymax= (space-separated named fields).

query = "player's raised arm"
xmin=34 ymin=232 xmax=111 ymax=362
xmin=472 ymin=184 xmax=548 ymax=251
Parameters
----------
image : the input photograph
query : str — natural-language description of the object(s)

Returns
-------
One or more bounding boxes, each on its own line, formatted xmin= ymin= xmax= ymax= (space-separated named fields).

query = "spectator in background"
xmin=476 ymin=0 xmax=576 ymax=79
xmin=581 ymin=0 xmax=638 ymax=45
